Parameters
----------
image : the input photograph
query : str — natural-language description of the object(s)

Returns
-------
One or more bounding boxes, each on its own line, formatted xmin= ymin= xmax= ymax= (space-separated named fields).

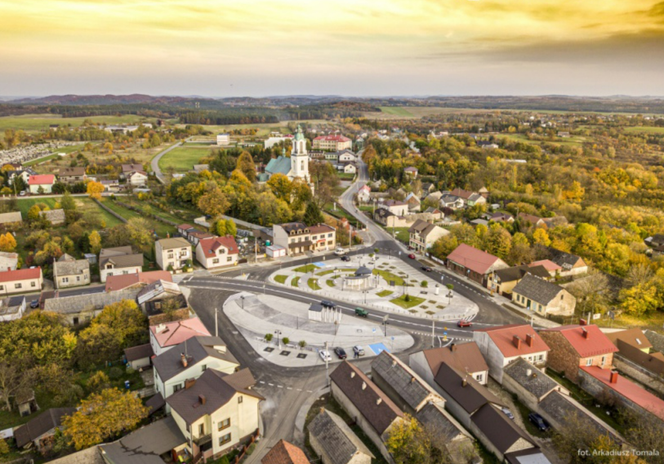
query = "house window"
xmin=476 ymin=373 xmax=483 ymax=383
xmin=213 ymin=258 xmax=220 ymax=264
xmin=538 ymin=354 xmax=543 ymax=361
xmin=14 ymin=283 xmax=21 ymax=289
xmin=76 ymin=276 xmax=80 ymax=282
xmin=168 ymin=254 xmax=174 ymax=259
xmin=123 ymin=270 xmax=128 ymax=275
xmin=586 ymin=358 xmax=592 ymax=366
xmin=31 ymin=281 xmax=36 ymax=287
xmin=218 ymin=418 xmax=231 ymax=431
xmin=201 ymin=365 xmax=207 ymax=371
xmin=238 ymin=396 xmax=243 ymax=404
xmin=73 ymin=317 xmax=79 ymax=325
xmin=62 ymin=277 xmax=69 ymax=284
xmin=107 ymin=272 xmax=113 ymax=277
xmin=227 ymin=257 xmax=232 ymax=262
xmin=173 ymin=383 xmax=183 ymax=392
xmin=0 ymin=285 xmax=3 ymax=291
xmin=219 ymin=433 xmax=232 ymax=446
xmin=601 ymin=356 xmax=606 ymax=366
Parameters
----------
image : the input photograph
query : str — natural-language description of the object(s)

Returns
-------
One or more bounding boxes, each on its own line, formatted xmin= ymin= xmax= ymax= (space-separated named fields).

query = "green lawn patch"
xmin=373 ymin=269 xmax=407 ymax=286
xmin=326 ymin=280 xmax=336 ymax=288
xmin=317 ymin=269 xmax=335 ymax=276
xmin=379 ymin=106 xmax=415 ymax=117
xmin=23 ymin=153 xmax=62 ymax=166
xmin=11 ymin=197 xmax=122 ymax=228
xmin=376 ymin=290 xmax=393 ymax=297
xmin=426 ymin=310 xmax=436 ymax=315
xmin=99 ymin=199 xmax=175 ymax=237
xmin=274 ymin=275 xmax=288 ymax=284
xmin=308 ymin=278 xmax=321 ymax=291
xmin=436 ymin=305 xmax=445 ymax=309
xmin=158 ymin=144 xmax=214 ymax=172
xmin=390 ymin=294 xmax=426 ymax=309
xmin=291 ymin=276 xmax=300 ymax=287
xmin=294 ymin=264 xmax=317 ymax=273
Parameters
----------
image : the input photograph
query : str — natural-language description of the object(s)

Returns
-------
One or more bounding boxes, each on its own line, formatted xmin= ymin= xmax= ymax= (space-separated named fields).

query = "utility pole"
xmin=215 ymin=307 xmax=218 ymax=338
xmin=431 ymin=319 xmax=435 ymax=347
xmin=325 ymin=341 xmax=330 ymax=386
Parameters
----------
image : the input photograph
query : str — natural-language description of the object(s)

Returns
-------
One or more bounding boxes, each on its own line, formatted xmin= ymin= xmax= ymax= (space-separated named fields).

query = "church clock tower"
xmin=290 ymin=125 xmax=309 ymax=182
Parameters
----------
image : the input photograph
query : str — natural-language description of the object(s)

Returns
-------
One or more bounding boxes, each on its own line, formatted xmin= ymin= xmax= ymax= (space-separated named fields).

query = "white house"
xmin=195 ymin=236 xmax=239 ymax=269
xmin=216 ymin=134 xmax=230 ymax=146
xmin=0 ymin=267 xmax=43 ymax=296
xmin=149 ymin=317 xmax=212 ymax=357
xmin=28 ymin=175 xmax=55 ymax=194
xmin=357 ymin=185 xmax=371 ymax=203
xmin=0 ymin=252 xmax=19 ymax=272
xmin=99 ymin=246 xmax=144 ymax=283
xmin=155 ymin=237 xmax=192 ymax=272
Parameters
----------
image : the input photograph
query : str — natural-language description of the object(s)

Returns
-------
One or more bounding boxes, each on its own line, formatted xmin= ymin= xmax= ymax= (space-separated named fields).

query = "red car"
xmin=408 ymin=253 xmax=416 ymax=259
xmin=457 ymin=320 xmax=472 ymax=328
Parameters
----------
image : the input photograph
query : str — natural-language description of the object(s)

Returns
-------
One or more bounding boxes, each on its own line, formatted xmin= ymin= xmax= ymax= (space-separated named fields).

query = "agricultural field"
xmin=158 ymin=144 xmax=215 ymax=172
xmin=0 ymin=113 xmax=153 ymax=133
xmin=176 ymin=119 xmax=332 ymax=138
xmin=623 ymin=126 xmax=664 ymax=134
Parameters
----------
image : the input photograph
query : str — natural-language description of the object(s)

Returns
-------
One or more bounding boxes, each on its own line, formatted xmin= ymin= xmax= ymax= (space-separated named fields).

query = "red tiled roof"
xmin=449 ymin=188 xmax=474 ymax=200
xmin=177 ymin=224 xmax=194 ymax=230
xmin=104 ymin=271 xmax=172 ymax=292
xmin=541 ymin=325 xmax=618 ymax=358
xmin=198 ymin=236 xmax=239 ymax=258
xmin=261 ymin=439 xmax=310 ymax=464
xmin=28 ymin=174 xmax=55 ymax=185
xmin=0 ymin=267 xmax=42 ymax=283
xmin=308 ymin=224 xmax=335 ymax=234
xmin=581 ymin=366 xmax=664 ymax=421
xmin=446 ymin=243 xmax=505 ymax=275
xmin=529 ymin=260 xmax=562 ymax=272
xmin=313 ymin=135 xmax=351 ymax=142
xmin=150 ymin=317 xmax=211 ymax=349
xmin=475 ymin=324 xmax=550 ymax=357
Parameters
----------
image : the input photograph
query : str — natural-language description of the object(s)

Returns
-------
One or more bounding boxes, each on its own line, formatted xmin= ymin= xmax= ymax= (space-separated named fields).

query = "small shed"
xmin=308 ymin=303 xmax=324 ymax=322
xmin=124 ymin=343 xmax=154 ymax=370
xmin=266 ymin=245 xmax=286 ymax=258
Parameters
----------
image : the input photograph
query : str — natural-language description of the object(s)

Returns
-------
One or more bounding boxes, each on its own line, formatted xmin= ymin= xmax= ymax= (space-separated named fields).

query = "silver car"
xmin=353 ymin=345 xmax=365 ymax=356
xmin=319 ymin=350 xmax=332 ymax=362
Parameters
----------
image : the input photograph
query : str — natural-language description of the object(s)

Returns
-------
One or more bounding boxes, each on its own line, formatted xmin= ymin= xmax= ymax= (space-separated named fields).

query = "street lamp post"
xmin=275 ymin=330 xmax=282 ymax=349
xmin=214 ymin=307 xmax=219 ymax=338
xmin=240 ymin=295 xmax=245 ymax=309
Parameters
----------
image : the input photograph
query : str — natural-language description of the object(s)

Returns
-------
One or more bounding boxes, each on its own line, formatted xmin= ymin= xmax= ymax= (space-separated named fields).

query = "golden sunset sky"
xmin=2 ymin=0 xmax=663 ymax=96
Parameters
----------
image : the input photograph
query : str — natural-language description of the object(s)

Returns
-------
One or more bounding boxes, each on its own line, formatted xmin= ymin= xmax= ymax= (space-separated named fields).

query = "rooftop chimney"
xmin=199 ymin=394 xmax=206 ymax=405
xmin=376 ymin=398 xmax=382 ymax=405
xmin=582 ymin=328 xmax=589 ymax=339
xmin=462 ymin=376 xmax=468 ymax=387
xmin=513 ymin=335 xmax=522 ymax=349
xmin=526 ymin=333 xmax=534 ymax=347
xmin=181 ymin=353 xmax=188 ymax=368
xmin=580 ymin=318 xmax=587 ymax=326
xmin=411 ymin=377 xmax=416 ymax=383
xmin=610 ymin=370 xmax=619 ymax=384
xmin=185 ymin=378 xmax=196 ymax=390
xmin=451 ymin=344 xmax=458 ymax=352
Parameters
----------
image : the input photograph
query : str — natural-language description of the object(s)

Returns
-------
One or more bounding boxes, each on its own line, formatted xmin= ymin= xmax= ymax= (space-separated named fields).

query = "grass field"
xmin=158 ymin=144 xmax=214 ymax=172
xmin=98 ymin=198 xmax=175 ymax=237
xmin=174 ymin=120 xmax=332 ymax=138
xmin=294 ymin=264 xmax=317 ymax=273
xmin=307 ymin=278 xmax=321 ymax=290
xmin=274 ymin=275 xmax=288 ymax=284
xmin=0 ymin=114 xmax=151 ymax=133
xmin=378 ymin=106 xmax=415 ymax=117
xmin=11 ymin=197 xmax=123 ymax=228
xmin=623 ymin=126 xmax=664 ymax=134
xmin=291 ymin=276 xmax=300 ymax=287
xmin=390 ymin=294 xmax=426 ymax=309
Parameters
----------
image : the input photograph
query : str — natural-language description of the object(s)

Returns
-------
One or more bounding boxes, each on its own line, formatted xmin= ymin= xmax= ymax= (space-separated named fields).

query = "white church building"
xmin=263 ymin=125 xmax=310 ymax=182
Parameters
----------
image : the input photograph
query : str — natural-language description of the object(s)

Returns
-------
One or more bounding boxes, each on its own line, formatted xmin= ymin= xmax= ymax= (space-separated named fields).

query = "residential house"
xmin=167 ymin=368 xmax=263 ymax=461
xmin=196 ymin=236 xmax=239 ymax=269
xmin=539 ymin=324 xmax=618 ymax=383
xmin=99 ymin=246 xmax=144 ymax=282
xmin=340 ymin=163 xmax=356 ymax=174
xmin=407 ymin=219 xmax=449 ymax=253
xmin=403 ymin=166 xmax=418 ymax=178
xmin=137 ymin=279 xmax=188 ymax=318
xmin=473 ymin=324 xmax=551 ymax=383
xmin=272 ymin=222 xmax=336 ymax=256
xmin=6 ymin=168 xmax=36 ymax=187
xmin=187 ymin=230 xmax=216 ymax=246
xmin=606 ymin=328 xmax=652 ymax=354
xmin=489 ymin=265 xmax=551 ymax=297
xmin=338 ymin=149 xmax=356 ymax=163
xmin=404 ymin=192 xmax=421 ymax=212
xmin=48 ymin=446 xmax=105 ymax=464
xmin=313 ymin=135 xmax=352 ymax=151
xmin=308 ymin=408 xmax=374 ymax=464
xmin=547 ymin=248 xmax=588 ymax=276
xmin=528 ymin=260 xmax=562 ymax=277
xmin=424 ymin=190 xmax=443 ymax=203
xmin=105 ymin=270 xmax=172 ymax=292
xmin=14 ymin=408 xmax=76 ymax=451
xmin=124 ymin=343 xmax=154 ymax=370
xmin=193 ymin=164 xmax=209 ymax=173
xmin=177 ymin=223 xmax=196 ymax=239
xmin=578 ymin=367 xmax=664 ymax=426
xmin=155 ymin=237 xmax=192 ymax=271
xmin=100 ymin=179 xmax=120 ymax=192
xmin=357 ymin=185 xmax=371 ymax=203
xmin=446 ymin=243 xmax=509 ymax=286
xmin=121 ymin=164 xmax=148 ymax=186
xmin=0 ymin=267 xmax=43 ymax=296
xmin=150 ymin=317 xmax=212 ymax=356
xmin=477 ymin=141 xmax=499 ymax=149
xmin=373 ymin=208 xmax=408 ymax=228
xmin=40 ymin=208 xmax=65 ymax=225
xmin=329 ymin=361 xmax=406 ymax=462
xmin=542 ymin=216 xmax=569 ymax=229
xmin=0 ymin=251 xmax=19 ymax=272
xmin=511 ymin=274 xmax=576 ymax=316
xmin=439 ymin=193 xmax=464 ymax=210
xmin=0 ymin=211 xmax=22 ymax=226
xmin=410 ymin=342 xmax=489 ymax=386
xmin=518 ymin=213 xmax=545 ymax=228
xmin=99 ymin=416 xmax=188 ymax=464
xmin=152 ymin=336 xmax=240 ymax=400
xmin=433 ymin=363 xmax=544 ymax=462
xmin=0 ymin=295 xmax=26 ymax=322
xmin=217 ymin=133 xmax=231 ymax=145
xmin=43 ymin=289 xmax=139 ymax=326
xmin=53 ymin=253 xmax=90 ymax=289
xmin=378 ymin=200 xmax=408 ymax=217
xmin=490 ymin=212 xmax=514 ymax=223
xmin=261 ymin=439 xmax=310 ymax=464
xmin=28 ymin=174 xmax=55 ymax=194
xmin=420 ymin=182 xmax=435 ymax=195
xmin=58 ymin=167 xmax=87 ymax=184
xmin=449 ymin=188 xmax=486 ymax=207
xmin=607 ymin=329 xmax=664 ymax=388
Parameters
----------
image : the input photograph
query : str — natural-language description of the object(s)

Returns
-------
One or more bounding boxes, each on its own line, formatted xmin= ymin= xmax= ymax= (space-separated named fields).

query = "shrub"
xmin=265 ymin=333 xmax=273 ymax=342
xmin=246 ymin=443 xmax=256 ymax=455
xmin=298 ymin=340 xmax=307 ymax=348
xmin=421 ymin=280 xmax=428 ymax=287
xmin=88 ymin=371 xmax=111 ymax=392
xmin=404 ymin=294 xmax=411 ymax=302
xmin=108 ymin=366 xmax=124 ymax=380
xmin=282 ymin=337 xmax=290 ymax=345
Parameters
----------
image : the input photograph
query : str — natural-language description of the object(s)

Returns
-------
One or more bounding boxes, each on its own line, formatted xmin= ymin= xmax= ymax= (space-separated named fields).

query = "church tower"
xmin=290 ymin=125 xmax=309 ymax=182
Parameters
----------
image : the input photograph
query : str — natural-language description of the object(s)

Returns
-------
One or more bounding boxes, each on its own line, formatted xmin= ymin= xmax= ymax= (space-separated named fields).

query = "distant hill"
xmin=10 ymin=94 xmax=214 ymax=106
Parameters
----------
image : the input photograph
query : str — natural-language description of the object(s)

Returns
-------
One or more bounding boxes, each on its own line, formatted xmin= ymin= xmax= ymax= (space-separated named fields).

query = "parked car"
xmin=334 ymin=248 xmax=347 ymax=256
xmin=408 ymin=253 xmax=416 ymax=259
xmin=319 ymin=350 xmax=332 ymax=362
xmin=421 ymin=266 xmax=432 ymax=272
xmin=457 ymin=320 xmax=472 ymax=328
xmin=340 ymin=255 xmax=351 ymax=262
xmin=501 ymin=407 xmax=514 ymax=420
xmin=30 ymin=299 xmax=40 ymax=309
xmin=353 ymin=345 xmax=365 ymax=356
xmin=407 ymin=246 xmax=414 ymax=250
xmin=528 ymin=413 xmax=550 ymax=432
xmin=334 ymin=347 xmax=347 ymax=359
xmin=321 ymin=300 xmax=336 ymax=308
xmin=354 ymin=307 xmax=368 ymax=317
xmin=19 ymin=191 xmax=27 ymax=196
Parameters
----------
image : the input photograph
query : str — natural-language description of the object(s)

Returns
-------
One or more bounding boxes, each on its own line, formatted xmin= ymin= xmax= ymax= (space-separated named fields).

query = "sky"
xmin=2 ymin=0 xmax=664 ymax=97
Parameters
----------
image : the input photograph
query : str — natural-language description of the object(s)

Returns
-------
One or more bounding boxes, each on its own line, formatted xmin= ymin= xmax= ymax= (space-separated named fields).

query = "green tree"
xmin=236 ymin=151 xmax=256 ymax=183
xmin=303 ymin=202 xmax=324 ymax=226
xmin=484 ymin=224 xmax=512 ymax=259
xmin=63 ymin=388 xmax=149 ymax=450
xmin=27 ymin=204 xmax=42 ymax=221
xmin=60 ymin=192 xmax=76 ymax=211
xmin=197 ymin=186 xmax=230 ymax=218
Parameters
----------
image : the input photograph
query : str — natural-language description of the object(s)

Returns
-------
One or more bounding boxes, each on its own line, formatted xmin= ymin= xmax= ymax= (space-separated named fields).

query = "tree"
xmin=88 ymin=230 xmax=102 ymax=254
xmin=197 ymin=186 xmax=229 ymax=218
xmin=125 ymin=218 xmax=154 ymax=253
xmin=0 ymin=233 xmax=17 ymax=252
xmin=303 ymin=202 xmax=324 ymax=226
xmin=63 ymin=388 xmax=149 ymax=449
xmin=60 ymin=192 xmax=76 ymax=212
xmin=266 ymin=173 xmax=292 ymax=201
xmin=86 ymin=181 xmax=104 ymax=200
xmin=385 ymin=415 xmax=446 ymax=464
xmin=430 ymin=235 xmax=458 ymax=260
xmin=27 ymin=204 xmax=42 ymax=221
xmin=236 ymin=151 xmax=256 ymax=182
xmin=568 ymin=271 xmax=610 ymax=315
xmin=87 ymin=371 xmax=111 ymax=392
xmin=484 ymin=224 xmax=512 ymax=260
xmin=532 ymin=228 xmax=551 ymax=247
